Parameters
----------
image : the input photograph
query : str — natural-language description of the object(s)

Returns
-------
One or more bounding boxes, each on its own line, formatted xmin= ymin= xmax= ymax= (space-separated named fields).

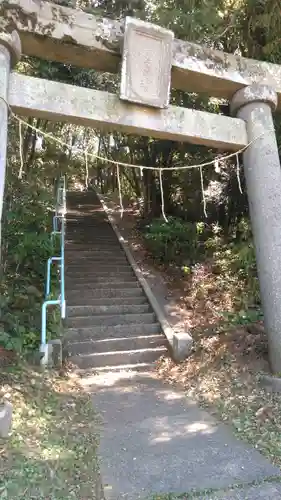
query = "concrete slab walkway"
xmin=81 ymin=369 xmax=281 ymax=499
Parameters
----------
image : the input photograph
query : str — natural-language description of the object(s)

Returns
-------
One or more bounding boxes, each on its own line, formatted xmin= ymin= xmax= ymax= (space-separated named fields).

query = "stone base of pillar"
xmin=0 ymin=401 xmax=13 ymax=438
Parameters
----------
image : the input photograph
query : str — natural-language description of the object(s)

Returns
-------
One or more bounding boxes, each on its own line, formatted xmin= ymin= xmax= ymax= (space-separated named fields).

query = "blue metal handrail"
xmin=40 ymin=176 xmax=66 ymax=357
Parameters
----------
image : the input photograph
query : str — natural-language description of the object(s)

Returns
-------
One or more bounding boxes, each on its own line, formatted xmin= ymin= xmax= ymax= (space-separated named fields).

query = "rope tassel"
xmin=18 ymin=120 xmax=24 ymax=179
xmin=200 ymin=165 xmax=207 ymax=218
xmin=236 ymin=153 xmax=243 ymax=194
xmin=159 ymin=169 xmax=168 ymax=222
xmin=84 ymin=150 xmax=89 ymax=188
xmin=116 ymin=163 xmax=124 ymax=219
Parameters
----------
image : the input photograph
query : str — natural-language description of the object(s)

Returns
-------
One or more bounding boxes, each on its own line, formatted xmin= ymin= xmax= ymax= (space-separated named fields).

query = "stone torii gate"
xmin=1 ymin=0 xmax=281 ymax=373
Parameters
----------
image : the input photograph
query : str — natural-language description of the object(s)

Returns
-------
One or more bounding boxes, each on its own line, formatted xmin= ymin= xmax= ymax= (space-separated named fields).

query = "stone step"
xmin=66 ymin=248 xmax=125 ymax=253
xmin=67 ymin=224 xmax=113 ymax=228
xmin=66 ymin=243 xmax=119 ymax=247
xmin=66 ymin=279 xmax=137 ymax=288
xmin=67 ymin=278 xmax=140 ymax=287
xmin=65 ymin=255 xmax=128 ymax=262
xmin=66 ymin=238 xmax=119 ymax=243
xmin=67 ymin=242 xmax=119 ymax=247
xmin=67 ymin=231 xmax=115 ymax=236
xmin=66 ymin=296 xmax=147 ymax=307
xmin=66 ymin=263 xmax=132 ymax=270
xmin=66 ymin=239 xmax=115 ymax=244
xmin=66 ymin=281 xmax=138 ymax=290
xmin=67 ymin=221 xmax=111 ymax=224
xmin=65 ymin=267 xmax=132 ymax=274
xmin=65 ymin=265 xmax=132 ymax=273
xmin=77 ymin=364 xmax=155 ymax=384
xmin=66 ymin=253 xmax=123 ymax=258
xmin=66 ymin=233 xmax=115 ymax=237
xmin=65 ymin=243 xmax=121 ymax=249
xmin=66 ymin=287 xmax=144 ymax=300
xmin=66 ymin=282 xmax=141 ymax=294
xmin=66 ymin=323 xmax=161 ymax=341
xmin=66 ymin=312 xmax=156 ymax=328
xmin=67 ymin=222 xmax=112 ymax=225
xmin=65 ymin=266 xmax=133 ymax=274
xmin=67 ymin=334 xmax=166 ymax=355
xmin=68 ymin=235 xmax=115 ymax=238
xmin=65 ymin=242 xmax=119 ymax=249
xmin=65 ymin=274 xmax=136 ymax=284
xmin=70 ymin=346 xmax=167 ymax=369
xmin=65 ymin=253 xmax=126 ymax=259
xmin=67 ymin=303 xmax=151 ymax=317
xmin=65 ymin=255 xmax=129 ymax=262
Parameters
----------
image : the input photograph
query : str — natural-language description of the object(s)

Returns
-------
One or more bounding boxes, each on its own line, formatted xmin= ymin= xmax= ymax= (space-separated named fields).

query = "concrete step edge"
xmin=66 ymin=284 xmax=141 ymax=291
xmin=65 ymin=323 xmax=161 ymax=338
xmin=65 ymin=269 xmax=135 ymax=274
xmin=67 ymin=334 xmax=166 ymax=347
xmin=66 ymin=287 xmax=141 ymax=294
xmin=72 ymin=346 xmax=167 ymax=358
xmin=76 ymin=363 xmax=155 ymax=377
xmin=66 ymin=274 xmax=134 ymax=278
xmin=66 ymin=312 xmax=155 ymax=321
xmin=67 ymin=305 xmax=150 ymax=316
xmin=66 ymin=290 xmax=144 ymax=298
xmin=66 ymin=297 xmax=147 ymax=306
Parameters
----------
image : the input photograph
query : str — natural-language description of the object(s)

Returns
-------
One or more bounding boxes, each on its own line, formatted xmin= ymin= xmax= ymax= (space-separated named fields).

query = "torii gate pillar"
xmin=0 ymin=30 xmax=21 ymax=261
xmin=231 ymin=85 xmax=281 ymax=373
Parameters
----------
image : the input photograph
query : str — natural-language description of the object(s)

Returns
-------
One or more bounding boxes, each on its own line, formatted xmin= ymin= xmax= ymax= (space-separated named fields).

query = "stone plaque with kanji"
xmin=120 ymin=17 xmax=174 ymax=109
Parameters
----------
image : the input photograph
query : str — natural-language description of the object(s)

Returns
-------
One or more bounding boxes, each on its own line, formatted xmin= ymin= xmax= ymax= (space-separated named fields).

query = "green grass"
xmin=0 ymin=363 xmax=102 ymax=499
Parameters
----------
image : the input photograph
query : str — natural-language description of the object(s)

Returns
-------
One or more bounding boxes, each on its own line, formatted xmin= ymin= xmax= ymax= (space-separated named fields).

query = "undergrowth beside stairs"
xmin=0 ymin=363 xmax=102 ymax=499
xmin=0 ymin=138 xmax=63 ymax=355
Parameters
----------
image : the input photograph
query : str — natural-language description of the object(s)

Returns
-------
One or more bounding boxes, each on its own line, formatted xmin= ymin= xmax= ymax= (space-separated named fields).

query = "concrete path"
xmin=81 ymin=369 xmax=281 ymax=500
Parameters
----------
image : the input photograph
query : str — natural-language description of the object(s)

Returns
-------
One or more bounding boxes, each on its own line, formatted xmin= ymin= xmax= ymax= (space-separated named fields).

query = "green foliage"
xmin=143 ymin=217 xmax=205 ymax=265
xmin=221 ymin=308 xmax=263 ymax=327
xmin=1 ymin=135 xmax=62 ymax=352
xmin=210 ymin=220 xmax=260 ymax=306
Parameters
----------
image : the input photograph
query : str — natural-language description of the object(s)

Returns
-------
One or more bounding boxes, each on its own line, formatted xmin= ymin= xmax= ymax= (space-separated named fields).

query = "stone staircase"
xmin=64 ymin=191 xmax=168 ymax=371
xmin=62 ymin=192 xmax=281 ymax=500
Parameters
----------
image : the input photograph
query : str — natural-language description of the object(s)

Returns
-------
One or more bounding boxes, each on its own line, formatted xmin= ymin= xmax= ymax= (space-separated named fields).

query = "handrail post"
xmin=46 ymin=257 xmax=52 ymax=298
xmin=41 ymin=176 xmax=67 ymax=356
xmin=61 ymin=216 xmax=66 ymax=319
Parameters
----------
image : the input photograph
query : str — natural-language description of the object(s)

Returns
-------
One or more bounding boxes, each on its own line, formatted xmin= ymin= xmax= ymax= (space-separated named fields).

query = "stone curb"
xmin=0 ymin=401 xmax=13 ymax=438
xmin=97 ymin=193 xmax=193 ymax=362
xmin=40 ymin=339 xmax=63 ymax=368
xmin=260 ymin=374 xmax=281 ymax=393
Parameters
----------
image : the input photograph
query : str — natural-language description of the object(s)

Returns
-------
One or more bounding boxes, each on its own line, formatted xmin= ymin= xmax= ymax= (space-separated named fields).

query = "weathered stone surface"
xmin=0 ymin=402 xmax=13 ymax=437
xmin=231 ymin=84 xmax=281 ymax=373
xmin=0 ymin=30 xmax=21 ymax=66
xmin=120 ymin=17 xmax=173 ymax=108
xmin=41 ymin=339 xmax=62 ymax=368
xmin=0 ymin=29 xmax=21 ymax=255
xmin=0 ymin=0 xmax=122 ymax=73
xmin=231 ymin=84 xmax=278 ymax=115
xmin=3 ymin=0 xmax=281 ymax=107
xmin=172 ymin=331 xmax=193 ymax=361
xmin=9 ymin=73 xmax=247 ymax=151
xmin=260 ymin=374 xmax=281 ymax=394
